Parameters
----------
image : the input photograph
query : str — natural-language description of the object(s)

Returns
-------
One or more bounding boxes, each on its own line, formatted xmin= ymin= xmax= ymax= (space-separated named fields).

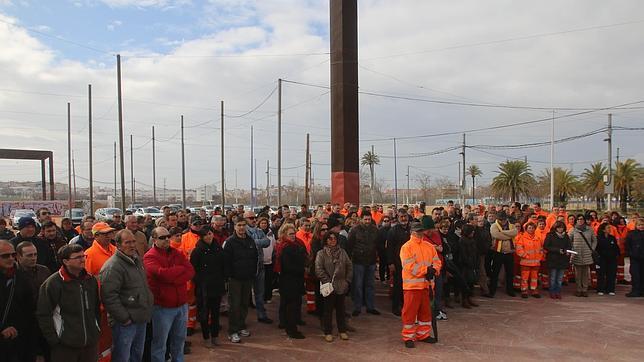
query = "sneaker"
xmin=404 ymin=340 xmax=415 ymax=348
xmin=608 ymin=292 xmax=616 ymax=296
xmin=265 ymin=300 xmax=272 ymax=304
xmin=239 ymin=329 xmax=251 ymax=337
xmin=366 ymin=309 xmax=381 ymax=315
xmin=597 ymin=292 xmax=604 ymax=296
xmin=437 ymin=311 xmax=448 ymax=320
xmin=339 ymin=332 xmax=349 ymax=340
xmin=324 ymin=334 xmax=334 ymax=342
xmin=228 ymin=333 xmax=241 ymax=343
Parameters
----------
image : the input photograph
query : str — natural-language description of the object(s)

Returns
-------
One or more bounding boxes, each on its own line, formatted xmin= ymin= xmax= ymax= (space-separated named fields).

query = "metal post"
xmin=461 ymin=133 xmax=466 ymax=206
xmin=113 ymin=142 xmax=117 ymax=202
xmin=152 ymin=126 xmax=157 ymax=205
xmin=250 ymin=126 xmax=254 ymax=209
xmin=72 ymin=151 xmax=77 ymax=200
xmin=67 ymin=102 xmax=72 ymax=211
xmin=406 ymin=165 xmax=410 ymax=205
xmin=277 ymin=78 xmax=282 ymax=207
xmin=605 ymin=114 xmax=613 ymax=211
xmin=181 ymin=115 xmax=186 ymax=209
xmin=41 ymin=159 xmax=46 ymax=200
xmin=393 ymin=138 xmax=398 ymax=208
xmin=220 ymin=101 xmax=225 ymax=207
xmin=305 ymin=133 xmax=310 ymax=206
xmin=130 ymin=134 xmax=134 ymax=205
xmin=266 ymin=160 xmax=270 ymax=206
xmin=88 ymin=84 xmax=94 ymax=214
xmin=116 ymin=54 xmax=127 ymax=212
xmin=550 ymin=110 xmax=555 ymax=209
xmin=48 ymin=155 xmax=54 ymax=200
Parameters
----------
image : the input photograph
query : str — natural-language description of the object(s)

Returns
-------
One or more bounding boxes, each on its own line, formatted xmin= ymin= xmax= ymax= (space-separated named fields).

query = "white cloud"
xmin=99 ymin=0 xmax=190 ymax=8
xmin=107 ymin=19 xmax=122 ymax=31
xmin=1 ymin=1 xmax=643 ymax=193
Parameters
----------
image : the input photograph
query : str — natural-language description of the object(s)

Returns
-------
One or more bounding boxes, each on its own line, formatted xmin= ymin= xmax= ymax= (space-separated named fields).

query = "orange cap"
xmin=92 ymin=222 xmax=116 ymax=235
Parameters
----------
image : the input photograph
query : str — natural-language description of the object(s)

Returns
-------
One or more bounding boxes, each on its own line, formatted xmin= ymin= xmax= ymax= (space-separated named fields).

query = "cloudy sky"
xmin=1 ymin=0 xmax=643 ymax=195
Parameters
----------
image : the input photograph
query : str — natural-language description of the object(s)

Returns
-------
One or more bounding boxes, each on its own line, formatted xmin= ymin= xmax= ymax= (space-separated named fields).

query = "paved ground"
xmin=186 ymin=283 xmax=644 ymax=361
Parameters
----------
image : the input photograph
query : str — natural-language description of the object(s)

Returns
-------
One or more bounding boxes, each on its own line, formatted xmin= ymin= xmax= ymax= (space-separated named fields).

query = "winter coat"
xmin=474 ymin=226 xmax=492 ymax=256
xmin=626 ymin=229 xmax=644 ymax=260
xmin=315 ymin=246 xmax=353 ymax=295
xmin=457 ymin=236 xmax=478 ymax=284
xmin=190 ymin=240 xmax=226 ymax=298
xmin=36 ymin=267 xmax=100 ymax=349
xmin=0 ymin=266 xmax=35 ymax=359
xmin=386 ymin=223 xmax=410 ymax=268
xmin=11 ymin=234 xmax=57 ymax=273
xmin=347 ymin=223 xmax=379 ymax=265
xmin=596 ymin=234 xmax=620 ymax=262
xmin=377 ymin=225 xmax=390 ymax=253
xmin=515 ymin=232 xmax=544 ymax=267
xmin=569 ymin=225 xmax=597 ymax=266
xmin=143 ymin=246 xmax=195 ymax=308
xmin=223 ymin=233 xmax=259 ymax=281
xmin=246 ymin=226 xmax=270 ymax=275
xmin=490 ymin=221 xmax=518 ymax=254
xmin=99 ymin=250 xmax=153 ymax=326
xmin=543 ymin=232 xmax=572 ymax=270
xmin=279 ymin=242 xmax=307 ymax=298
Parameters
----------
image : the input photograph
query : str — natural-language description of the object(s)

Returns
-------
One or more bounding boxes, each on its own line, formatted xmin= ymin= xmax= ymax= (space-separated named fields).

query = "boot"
xmin=461 ymin=297 xmax=471 ymax=309
xmin=468 ymin=296 xmax=479 ymax=307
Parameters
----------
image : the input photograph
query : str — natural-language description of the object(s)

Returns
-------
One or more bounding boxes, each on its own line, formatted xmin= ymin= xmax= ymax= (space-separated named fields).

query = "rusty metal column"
xmin=41 ymin=159 xmax=46 ymax=200
xmin=330 ymin=0 xmax=359 ymax=205
xmin=48 ymin=153 xmax=55 ymax=200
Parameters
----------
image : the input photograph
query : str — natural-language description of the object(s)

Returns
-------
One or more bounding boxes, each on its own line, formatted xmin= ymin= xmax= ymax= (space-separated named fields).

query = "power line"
xmin=225 ymin=86 xmax=277 ymax=118
xmin=469 ymin=127 xmax=609 ymax=149
xmin=125 ymin=52 xmax=330 ymax=59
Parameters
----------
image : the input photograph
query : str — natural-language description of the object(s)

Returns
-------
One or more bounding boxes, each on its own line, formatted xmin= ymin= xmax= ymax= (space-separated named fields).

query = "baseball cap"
xmin=92 ymin=222 xmax=116 ymax=235
xmin=191 ymin=215 xmax=206 ymax=226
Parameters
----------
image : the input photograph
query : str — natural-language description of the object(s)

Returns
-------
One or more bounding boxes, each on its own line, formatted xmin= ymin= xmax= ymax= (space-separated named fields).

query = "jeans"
xmin=151 ymin=304 xmax=187 ymax=362
xmin=254 ymin=268 xmax=267 ymax=319
xmin=352 ymin=263 xmax=376 ymax=312
xmin=549 ymin=268 xmax=565 ymax=293
xmin=111 ymin=322 xmax=146 ymax=362
xmin=228 ymin=278 xmax=252 ymax=334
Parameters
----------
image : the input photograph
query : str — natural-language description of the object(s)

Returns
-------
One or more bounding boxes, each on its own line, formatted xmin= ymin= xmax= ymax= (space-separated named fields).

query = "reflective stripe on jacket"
xmin=515 ymin=232 xmax=544 ymax=266
xmin=400 ymin=234 xmax=442 ymax=290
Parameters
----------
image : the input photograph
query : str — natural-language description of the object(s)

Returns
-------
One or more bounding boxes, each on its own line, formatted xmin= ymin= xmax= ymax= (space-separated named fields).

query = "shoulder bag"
xmin=578 ymin=231 xmax=601 ymax=265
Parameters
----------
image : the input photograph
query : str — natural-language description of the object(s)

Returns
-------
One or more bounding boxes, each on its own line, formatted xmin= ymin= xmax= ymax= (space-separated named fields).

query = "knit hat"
xmin=410 ymin=221 xmax=426 ymax=232
xmin=419 ymin=215 xmax=435 ymax=230
xmin=18 ymin=216 xmax=36 ymax=230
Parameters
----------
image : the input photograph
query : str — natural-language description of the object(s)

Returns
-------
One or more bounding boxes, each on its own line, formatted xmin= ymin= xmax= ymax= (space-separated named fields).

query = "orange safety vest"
xmin=178 ymin=230 xmax=200 ymax=259
xmin=84 ymin=242 xmax=116 ymax=276
xmin=372 ymin=211 xmax=383 ymax=225
xmin=400 ymin=234 xmax=442 ymax=290
xmin=296 ymin=230 xmax=313 ymax=254
xmin=515 ymin=232 xmax=544 ymax=267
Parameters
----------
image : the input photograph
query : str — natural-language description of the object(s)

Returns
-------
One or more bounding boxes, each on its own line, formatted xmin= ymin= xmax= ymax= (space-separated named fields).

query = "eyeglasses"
xmin=67 ymin=255 xmax=86 ymax=260
xmin=0 ymin=252 xmax=17 ymax=259
xmin=157 ymin=235 xmax=170 ymax=240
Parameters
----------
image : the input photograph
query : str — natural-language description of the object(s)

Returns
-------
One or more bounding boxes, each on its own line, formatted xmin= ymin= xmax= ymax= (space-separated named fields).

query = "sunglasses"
xmin=157 ymin=235 xmax=171 ymax=240
xmin=0 ymin=252 xmax=17 ymax=259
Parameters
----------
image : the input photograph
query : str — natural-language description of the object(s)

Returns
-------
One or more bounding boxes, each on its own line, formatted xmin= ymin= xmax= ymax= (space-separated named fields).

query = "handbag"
xmin=320 ymin=270 xmax=336 ymax=297
xmin=578 ymin=231 xmax=601 ymax=265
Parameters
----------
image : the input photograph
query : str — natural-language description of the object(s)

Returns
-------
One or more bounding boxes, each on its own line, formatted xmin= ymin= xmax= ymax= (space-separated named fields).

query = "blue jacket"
xmin=246 ymin=226 xmax=270 ymax=276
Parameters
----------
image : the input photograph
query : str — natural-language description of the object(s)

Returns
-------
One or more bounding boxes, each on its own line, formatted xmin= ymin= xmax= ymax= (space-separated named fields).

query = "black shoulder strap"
xmin=1 ymin=274 xmax=16 ymax=328
xmin=577 ymin=230 xmax=593 ymax=251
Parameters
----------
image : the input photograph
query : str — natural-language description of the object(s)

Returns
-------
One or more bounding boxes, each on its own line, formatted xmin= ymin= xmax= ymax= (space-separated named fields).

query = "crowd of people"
xmin=0 ymin=201 xmax=642 ymax=359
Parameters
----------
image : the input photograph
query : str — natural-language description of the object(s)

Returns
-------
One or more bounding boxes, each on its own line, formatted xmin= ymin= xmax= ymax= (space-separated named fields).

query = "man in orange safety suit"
xmin=400 ymin=221 xmax=442 ymax=348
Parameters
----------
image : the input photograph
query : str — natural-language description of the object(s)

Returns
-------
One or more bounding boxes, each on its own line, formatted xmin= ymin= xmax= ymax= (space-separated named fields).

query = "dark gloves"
xmin=426 ymin=266 xmax=436 ymax=280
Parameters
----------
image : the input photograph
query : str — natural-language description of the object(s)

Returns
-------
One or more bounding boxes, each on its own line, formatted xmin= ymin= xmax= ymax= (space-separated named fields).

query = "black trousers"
xmin=196 ymin=288 xmax=222 ymax=339
xmin=322 ymin=292 xmax=347 ymax=335
xmin=630 ymin=257 xmax=644 ymax=295
xmin=391 ymin=265 xmax=403 ymax=312
xmin=377 ymin=249 xmax=389 ymax=281
xmin=283 ymin=294 xmax=302 ymax=335
xmin=597 ymin=258 xmax=618 ymax=293
xmin=264 ymin=264 xmax=275 ymax=302
xmin=489 ymin=252 xmax=514 ymax=295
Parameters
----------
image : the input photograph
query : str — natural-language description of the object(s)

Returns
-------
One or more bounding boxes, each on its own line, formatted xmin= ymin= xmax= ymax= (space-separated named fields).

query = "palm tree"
xmin=491 ymin=160 xmax=534 ymax=202
xmin=467 ymin=164 xmax=482 ymax=204
xmin=581 ymin=162 xmax=607 ymax=210
xmin=539 ymin=167 xmax=579 ymax=206
xmin=361 ymin=150 xmax=380 ymax=205
xmin=614 ymin=159 xmax=641 ymax=212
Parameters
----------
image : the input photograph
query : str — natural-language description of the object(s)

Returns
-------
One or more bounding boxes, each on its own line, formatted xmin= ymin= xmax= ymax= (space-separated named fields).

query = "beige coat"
xmin=490 ymin=221 xmax=518 ymax=254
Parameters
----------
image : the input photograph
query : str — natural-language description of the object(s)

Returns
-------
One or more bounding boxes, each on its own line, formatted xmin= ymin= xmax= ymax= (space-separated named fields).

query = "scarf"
xmin=274 ymin=236 xmax=304 ymax=273
xmin=323 ymin=244 xmax=341 ymax=262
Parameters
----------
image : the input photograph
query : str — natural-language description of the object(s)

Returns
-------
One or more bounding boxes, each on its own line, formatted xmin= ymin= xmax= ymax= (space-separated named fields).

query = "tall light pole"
xmin=152 ymin=126 xmax=157 ymax=205
xmin=67 ymin=102 xmax=72 ymax=211
xmin=88 ymin=84 xmax=94 ymax=214
xmin=116 ymin=54 xmax=126 ymax=212
xmin=550 ymin=110 xmax=555 ymax=209
xmin=277 ymin=78 xmax=282 ymax=206
xmin=181 ymin=115 xmax=186 ymax=209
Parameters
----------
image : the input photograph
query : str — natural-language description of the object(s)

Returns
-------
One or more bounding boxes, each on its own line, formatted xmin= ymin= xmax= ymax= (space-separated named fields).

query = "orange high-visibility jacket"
xmin=85 ymin=241 xmax=116 ymax=276
xmin=296 ymin=230 xmax=313 ymax=254
xmin=400 ymin=234 xmax=442 ymax=290
xmin=179 ymin=230 xmax=200 ymax=259
xmin=535 ymin=227 xmax=548 ymax=244
xmin=515 ymin=232 xmax=544 ymax=267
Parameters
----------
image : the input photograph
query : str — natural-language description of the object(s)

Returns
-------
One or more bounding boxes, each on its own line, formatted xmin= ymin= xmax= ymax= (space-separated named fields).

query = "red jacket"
xmin=144 ymin=245 xmax=195 ymax=308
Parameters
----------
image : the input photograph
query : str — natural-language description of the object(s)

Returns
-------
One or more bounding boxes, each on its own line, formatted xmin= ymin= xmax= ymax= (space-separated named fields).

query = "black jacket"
xmin=191 ymin=240 xmax=226 ymax=297
xmin=543 ymin=232 xmax=572 ymax=270
xmin=457 ymin=236 xmax=479 ymax=284
xmin=377 ymin=225 xmax=390 ymax=253
xmin=223 ymin=233 xmax=258 ymax=280
xmin=474 ymin=226 xmax=492 ymax=256
xmin=626 ymin=229 xmax=644 ymax=260
xmin=347 ymin=223 xmax=379 ymax=265
xmin=386 ymin=223 xmax=410 ymax=268
xmin=11 ymin=234 xmax=57 ymax=273
xmin=279 ymin=242 xmax=306 ymax=298
xmin=0 ymin=228 xmax=15 ymax=240
xmin=596 ymin=234 xmax=620 ymax=262
xmin=0 ymin=266 xmax=35 ymax=360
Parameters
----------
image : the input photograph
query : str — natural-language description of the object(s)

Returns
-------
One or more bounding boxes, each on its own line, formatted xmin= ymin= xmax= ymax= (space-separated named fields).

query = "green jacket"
xmin=99 ymin=250 xmax=153 ymax=326
xmin=36 ymin=267 xmax=101 ymax=349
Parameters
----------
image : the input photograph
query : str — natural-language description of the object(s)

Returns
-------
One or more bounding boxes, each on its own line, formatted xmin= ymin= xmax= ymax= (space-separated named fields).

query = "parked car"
xmin=134 ymin=207 xmax=163 ymax=219
xmin=9 ymin=209 xmax=37 ymax=229
xmin=64 ymin=208 xmax=85 ymax=226
xmin=95 ymin=207 xmax=123 ymax=222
